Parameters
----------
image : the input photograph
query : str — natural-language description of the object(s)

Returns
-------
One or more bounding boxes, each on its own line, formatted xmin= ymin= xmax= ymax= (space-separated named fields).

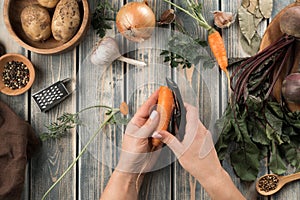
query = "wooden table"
xmin=0 ymin=0 xmax=299 ymax=199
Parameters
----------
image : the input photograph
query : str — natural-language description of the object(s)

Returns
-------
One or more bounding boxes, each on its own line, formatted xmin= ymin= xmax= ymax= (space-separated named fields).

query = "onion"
xmin=282 ymin=72 xmax=300 ymax=112
xmin=116 ymin=0 xmax=156 ymax=42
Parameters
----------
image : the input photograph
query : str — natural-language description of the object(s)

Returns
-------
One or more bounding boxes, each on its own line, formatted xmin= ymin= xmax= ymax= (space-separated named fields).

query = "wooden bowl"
xmin=3 ymin=0 xmax=90 ymax=55
xmin=0 ymin=53 xmax=35 ymax=96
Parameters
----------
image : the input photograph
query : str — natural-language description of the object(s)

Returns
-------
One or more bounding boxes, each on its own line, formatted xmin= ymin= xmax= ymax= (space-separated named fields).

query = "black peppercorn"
xmin=2 ymin=60 xmax=30 ymax=90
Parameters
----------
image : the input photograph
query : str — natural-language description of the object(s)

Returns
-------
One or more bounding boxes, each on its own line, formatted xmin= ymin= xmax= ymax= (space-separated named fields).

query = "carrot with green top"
xmin=208 ymin=29 xmax=230 ymax=85
xmin=163 ymin=0 xmax=231 ymax=99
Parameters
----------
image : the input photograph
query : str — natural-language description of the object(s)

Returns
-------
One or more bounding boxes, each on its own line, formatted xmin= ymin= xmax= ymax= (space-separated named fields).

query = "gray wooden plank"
xmin=169 ymin=0 xmax=222 ymax=199
xmin=220 ymin=0 xmax=266 ymax=199
xmin=119 ymin=0 xmax=173 ymax=199
xmin=29 ymin=52 xmax=77 ymax=199
xmin=77 ymin=0 xmax=127 ymax=199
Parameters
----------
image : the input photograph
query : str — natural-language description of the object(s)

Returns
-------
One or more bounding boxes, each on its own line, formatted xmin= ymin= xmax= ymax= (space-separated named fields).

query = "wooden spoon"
xmin=256 ymin=172 xmax=300 ymax=196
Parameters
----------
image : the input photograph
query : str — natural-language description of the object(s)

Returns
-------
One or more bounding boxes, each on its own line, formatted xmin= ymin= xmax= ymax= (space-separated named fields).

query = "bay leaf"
xmin=259 ymin=0 xmax=273 ymax=19
xmin=247 ymin=0 xmax=258 ymax=14
xmin=238 ymin=6 xmax=256 ymax=44
xmin=240 ymin=32 xmax=261 ymax=56
xmin=254 ymin=9 xmax=263 ymax=28
xmin=241 ymin=0 xmax=250 ymax=8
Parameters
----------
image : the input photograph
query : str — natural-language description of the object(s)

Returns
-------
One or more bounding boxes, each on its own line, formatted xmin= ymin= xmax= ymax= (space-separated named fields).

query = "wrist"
xmin=198 ymin=165 xmax=225 ymax=188
xmin=113 ymin=169 xmax=145 ymax=189
xmin=100 ymin=170 xmax=144 ymax=200
xmin=199 ymin=168 xmax=245 ymax=199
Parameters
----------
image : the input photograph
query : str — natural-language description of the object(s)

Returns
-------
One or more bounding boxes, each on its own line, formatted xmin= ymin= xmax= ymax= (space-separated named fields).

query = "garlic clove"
xmin=90 ymin=36 xmax=146 ymax=67
xmin=90 ymin=37 xmax=121 ymax=66
xmin=158 ymin=9 xmax=176 ymax=25
xmin=212 ymin=11 xmax=235 ymax=29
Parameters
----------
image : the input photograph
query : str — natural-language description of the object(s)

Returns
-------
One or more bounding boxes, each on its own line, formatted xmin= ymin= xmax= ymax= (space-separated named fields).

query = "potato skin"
xmin=37 ymin=0 xmax=60 ymax=8
xmin=52 ymin=0 xmax=81 ymax=43
xmin=20 ymin=4 xmax=51 ymax=42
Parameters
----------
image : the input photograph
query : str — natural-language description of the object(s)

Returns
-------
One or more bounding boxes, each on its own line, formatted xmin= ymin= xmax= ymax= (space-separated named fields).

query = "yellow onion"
xmin=116 ymin=0 xmax=156 ymax=42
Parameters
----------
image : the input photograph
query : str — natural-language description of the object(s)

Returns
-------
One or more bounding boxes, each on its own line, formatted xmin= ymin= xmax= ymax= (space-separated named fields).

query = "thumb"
xmin=135 ymin=110 xmax=160 ymax=138
xmin=152 ymin=130 xmax=184 ymax=158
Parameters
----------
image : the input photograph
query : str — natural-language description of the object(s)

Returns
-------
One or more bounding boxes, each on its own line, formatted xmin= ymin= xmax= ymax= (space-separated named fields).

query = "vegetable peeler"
xmin=166 ymin=77 xmax=187 ymax=141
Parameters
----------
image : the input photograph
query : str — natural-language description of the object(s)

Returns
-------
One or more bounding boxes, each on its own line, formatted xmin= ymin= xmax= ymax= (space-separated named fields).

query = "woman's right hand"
xmin=152 ymin=103 xmax=220 ymax=183
xmin=152 ymin=103 xmax=245 ymax=200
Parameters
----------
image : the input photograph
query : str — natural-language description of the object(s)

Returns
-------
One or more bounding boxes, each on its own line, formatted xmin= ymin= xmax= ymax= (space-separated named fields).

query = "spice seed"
xmin=258 ymin=175 xmax=279 ymax=192
xmin=2 ymin=60 xmax=30 ymax=90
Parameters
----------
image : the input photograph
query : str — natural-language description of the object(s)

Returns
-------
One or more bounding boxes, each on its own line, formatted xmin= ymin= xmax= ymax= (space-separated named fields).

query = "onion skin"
xmin=282 ymin=72 xmax=300 ymax=112
xmin=116 ymin=1 xmax=156 ymax=42
xmin=279 ymin=6 xmax=300 ymax=38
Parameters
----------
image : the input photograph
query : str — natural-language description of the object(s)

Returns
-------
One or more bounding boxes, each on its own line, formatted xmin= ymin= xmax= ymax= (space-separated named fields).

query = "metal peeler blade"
xmin=166 ymin=77 xmax=187 ymax=141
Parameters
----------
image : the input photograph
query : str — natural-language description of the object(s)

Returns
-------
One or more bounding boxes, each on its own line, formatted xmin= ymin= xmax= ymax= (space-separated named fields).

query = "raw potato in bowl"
xmin=52 ymin=0 xmax=81 ymax=43
xmin=20 ymin=4 xmax=51 ymax=42
xmin=37 ymin=0 xmax=60 ymax=8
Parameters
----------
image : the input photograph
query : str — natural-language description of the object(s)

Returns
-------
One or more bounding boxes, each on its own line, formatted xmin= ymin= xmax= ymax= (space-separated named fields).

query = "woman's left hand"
xmin=116 ymin=89 xmax=161 ymax=173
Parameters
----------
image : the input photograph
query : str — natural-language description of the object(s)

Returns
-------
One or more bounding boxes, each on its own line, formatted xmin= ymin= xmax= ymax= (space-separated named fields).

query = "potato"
xmin=37 ymin=0 xmax=60 ymax=8
xmin=52 ymin=0 xmax=81 ymax=43
xmin=20 ymin=4 xmax=51 ymax=42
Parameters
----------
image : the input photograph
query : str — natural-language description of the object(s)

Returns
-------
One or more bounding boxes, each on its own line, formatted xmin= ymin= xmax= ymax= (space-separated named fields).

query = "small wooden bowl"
xmin=0 ymin=53 xmax=35 ymax=96
xmin=3 ymin=0 xmax=90 ymax=55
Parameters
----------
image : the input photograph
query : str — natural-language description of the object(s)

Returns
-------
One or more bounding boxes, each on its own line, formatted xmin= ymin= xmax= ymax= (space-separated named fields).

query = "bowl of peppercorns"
xmin=0 ymin=53 xmax=35 ymax=96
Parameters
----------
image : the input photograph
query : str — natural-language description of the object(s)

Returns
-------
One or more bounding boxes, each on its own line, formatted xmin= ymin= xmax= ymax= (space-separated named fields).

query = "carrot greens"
xmin=92 ymin=1 xmax=115 ymax=38
xmin=163 ymin=0 xmax=231 ymax=98
xmin=41 ymin=103 xmax=129 ymax=199
xmin=40 ymin=105 xmax=128 ymax=141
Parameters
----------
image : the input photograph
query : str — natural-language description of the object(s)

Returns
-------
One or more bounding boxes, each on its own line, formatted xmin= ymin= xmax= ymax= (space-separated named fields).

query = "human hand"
xmin=116 ymin=89 xmax=162 ymax=173
xmin=152 ymin=103 xmax=221 ymax=184
xmin=152 ymin=103 xmax=245 ymax=199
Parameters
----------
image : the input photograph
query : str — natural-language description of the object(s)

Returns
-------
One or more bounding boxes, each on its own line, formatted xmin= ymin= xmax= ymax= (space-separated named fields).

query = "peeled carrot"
xmin=152 ymin=86 xmax=174 ymax=147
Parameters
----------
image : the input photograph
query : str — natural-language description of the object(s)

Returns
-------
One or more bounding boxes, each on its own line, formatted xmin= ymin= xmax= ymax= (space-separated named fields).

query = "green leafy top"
xmin=40 ymin=105 xmax=129 ymax=141
xmin=160 ymin=33 xmax=214 ymax=69
xmin=215 ymin=57 xmax=300 ymax=182
xmin=92 ymin=1 xmax=115 ymax=38
xmin=41 ymin=103 xmax=129 ymax=199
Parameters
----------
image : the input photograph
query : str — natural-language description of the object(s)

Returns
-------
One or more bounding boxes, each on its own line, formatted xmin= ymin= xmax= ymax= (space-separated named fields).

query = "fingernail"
xmin=149 ymin=110 xmax=158 ymax=120
xmin=152 ymin=131 xmax=162 ymax=139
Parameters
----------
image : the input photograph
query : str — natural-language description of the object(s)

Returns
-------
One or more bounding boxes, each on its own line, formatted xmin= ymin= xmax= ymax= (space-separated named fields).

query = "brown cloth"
xmin=0 ymin=100 xmax=40 ymax=200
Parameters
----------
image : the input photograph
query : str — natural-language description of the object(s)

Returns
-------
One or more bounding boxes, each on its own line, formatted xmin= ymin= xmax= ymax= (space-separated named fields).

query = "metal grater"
xmin=32 ymin=78 xmax=71 ymax=112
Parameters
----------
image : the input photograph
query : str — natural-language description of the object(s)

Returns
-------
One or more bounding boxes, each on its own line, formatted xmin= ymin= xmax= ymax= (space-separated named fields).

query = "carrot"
xmin=208 ymin=29 xmax=231 ymax=100
xmin=135 ymin=86 xmax=174 ymax=191
xmin=208 ymin=29 xmax=228 ymax=72
xmin=152 ymin=86 xmax=174 ymax=147
xmin=163 ymin=0 xmax=232 ymax=101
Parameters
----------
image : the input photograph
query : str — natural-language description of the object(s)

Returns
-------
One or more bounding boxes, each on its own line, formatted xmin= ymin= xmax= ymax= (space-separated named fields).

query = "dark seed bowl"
xmin=0 ymin=53 xmax=35 ymax=96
